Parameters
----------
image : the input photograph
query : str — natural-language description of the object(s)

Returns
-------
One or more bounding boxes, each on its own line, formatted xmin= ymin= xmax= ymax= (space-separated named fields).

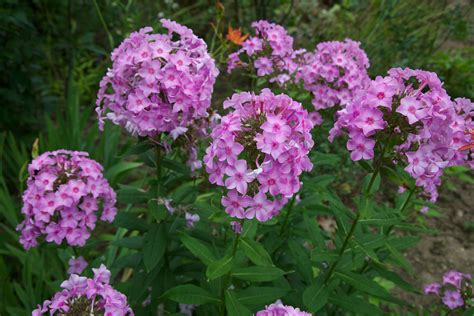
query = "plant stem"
xmin=323 ymin=146 xmax=385 ymax=284
xmin=155 ymin=145 xmax=162 ymax=181
xmin=344 ymin=187 xmax=416 ymax=296
xmin=92 ymin=0 xmax=114 ymax=51
xmin=220 ymin=219 xmax=243 ymax=315
xmin=323 ymin=213 xmax=361 ymax=284
xmin=279 ymin=196 xmax=296 ymax=236
xmin=385 ymin=187 xmax=415 ymax=236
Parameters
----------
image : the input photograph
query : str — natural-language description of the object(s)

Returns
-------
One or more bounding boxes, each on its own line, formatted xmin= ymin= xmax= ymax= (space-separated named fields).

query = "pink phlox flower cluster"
xmin=17 ymin=150 xmax=117 ymax=250
xmin=424 ymin=270 xmax=472 ymax=310
xmin=32 ymin=264 xmax=133 ymax=316
xmin=256 ymin=303 xmax=311 ymax=316
xmin=330 ymin=68 xmax=473 ymax=201
xmin=227 ymin=20 xmax=304 ymax=86
xmin=96 ymin=19 xmax=219 ymax=137
xmin=204 ymin=89 xmax=314 ymax=222
xmin=296 ymin=39 xmax=370 ymax=111
xmin=68 ymin=256 xmax=88 ymax=275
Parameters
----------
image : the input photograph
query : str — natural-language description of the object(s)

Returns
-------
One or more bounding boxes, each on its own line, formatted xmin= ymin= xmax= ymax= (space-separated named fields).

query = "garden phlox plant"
xmin=32 ymin=264 xmax=133 ymax=316
xmin=296 ymin=39 xmax=370 ymax=110
xmin=17 ymin=150 xmax=117 ymax=250
xmin=329 ymin=68 xmax=474 ymax=201
xmin=424 ymin=270 xmax=473 ymax=310
xmin=96 ymin=19 xmax=219 ymax=170
xmin=204 ymin=89 xmax=314 ymax=221
xmin=227 ymin=20 xmax=305 ymax=86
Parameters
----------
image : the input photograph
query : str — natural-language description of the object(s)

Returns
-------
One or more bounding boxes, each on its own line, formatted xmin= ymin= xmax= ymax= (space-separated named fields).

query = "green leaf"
xmin=105 ymin=162 xmax=143 ymax=182
xmin=112 ymin=236 xmax=143 ymax=249
xmin=387 ymin=236 xmax=420 ymax=250
xmin=148 ymin=200 xmax=169 ymax=221
xmin=113 ymin=212 xmax=149 ymax=231
xmin=236 ymin=287 xmax=289 ymax=307
xmin=462 ymin=307 xmax=474 ymax=316
xmin=179 ymin=233 xmax=216 ymax=266
xmin=225 ymin=290 xmax=251 ymax=316
xmin=311 ymin=152 xmax=341 ymax=167
xmin=162 ymin=157 xmax=190 ymax=175
xmin=329 ymin=292 xmax=383 ymax=315
xmin=288 ymin=240 xmax=313 ymax=281
xmin=303 ymin=213 xmax=325 ymax=248
xmin=232 ymin=266 xmax=285 ymax=282
xmin=385 ymin=242 xmax=413 ymax=274
xmin=163 ymin=284 xmax=221 ymax=304
xmin=363 ymin=172 xmax=381 ymax=194
xmin=359 ymin=215 xmax=401 ymax=226
xmin=358 ymin=160 xmax=374 ymax=172
xmin=334 ymin=271 xmax=405 ymax=305
xmin=302 ymin=279 xmax=329 ymax=312
xmin=373 ymin=265 xmax=418 ymax=293
xmin=117 ymin=185 xmax=150 ymax=204
xmin=351 ymin=238 xmax=381 ymax=264
xmin=206 ymin=255 xmax=234 ymax=280
xmin=143 ymin=224 xmax=167 ymax=272
xmin=241 ymin=220 xmax=258 ymax=239
xmin=239 ymin=237 xmax=273 ymax=267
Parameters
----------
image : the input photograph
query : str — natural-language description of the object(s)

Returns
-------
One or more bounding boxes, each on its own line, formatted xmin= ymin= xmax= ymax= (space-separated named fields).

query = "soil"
xmin=397 ymin=178 xmax=474 ymax=311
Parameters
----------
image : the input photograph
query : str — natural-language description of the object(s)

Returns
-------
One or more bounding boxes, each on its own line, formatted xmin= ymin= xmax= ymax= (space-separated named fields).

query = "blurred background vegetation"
xmin=0 ymin=0 xmax=472 ymax=314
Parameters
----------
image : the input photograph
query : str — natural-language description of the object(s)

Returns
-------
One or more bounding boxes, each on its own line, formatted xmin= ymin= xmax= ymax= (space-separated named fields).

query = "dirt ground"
xmin=398 ymin=178 xmax=474 ymax=310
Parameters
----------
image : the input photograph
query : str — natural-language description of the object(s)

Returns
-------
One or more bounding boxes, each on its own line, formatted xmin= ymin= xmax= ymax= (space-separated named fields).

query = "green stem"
xmin=344 ymin=187 xmax=416 ymax=296
xmin=92 ymin=0 xmax=114 ymax=50
xmin=323 ymin=213 xmax=361 ymax=284
xmin=155 ymin=145 xmax=162 ymax=180
xmin=323 ymin=147 xmax=385 ymax=284
xmin=385 ymin=187 xmax=415 ymax=236
xmin=220 ymin=219 xmax=243 ymax=315
xmin=279 ymin=196 xmax=296 ymax=237
xmin=398 ymin=188 xmax=415 ymax=215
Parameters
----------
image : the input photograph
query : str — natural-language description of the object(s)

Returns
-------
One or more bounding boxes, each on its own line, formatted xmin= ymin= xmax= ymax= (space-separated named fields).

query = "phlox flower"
xmin=443 ymin=271 xmax=464 ymax=289
xmin=346 ymin=134 xmax=375 ymax=161
xmin=205 ymin=89 xmax=313 ymax=221
xmin=442 ymin=290 xmax=464 ymax=310
xmin=17 ymin=150 xmax=116 ymax=250
xmin=257 ymin=303 xmax=311 ymax=316
xmin=297 ymin=39 xmax=370 ymax=112
xmin=227 ymin=20 xmax=301 ymax=85
xmin=67 ymin=256 xmax=88 ymax=275
xmin=225 ymin=160 xmax=254 ymax=195
xmin=331 ymin=68 xmax=473 ymax=201
xmin=96 ymin=19 xmax=218 ymax=138
xmin=424 ymin=283 xmax=441 ymax=295
xmin=32 ymin=265 xmax=132 ymax=315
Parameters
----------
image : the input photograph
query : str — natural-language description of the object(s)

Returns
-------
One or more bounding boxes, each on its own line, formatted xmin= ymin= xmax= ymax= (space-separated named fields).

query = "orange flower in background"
xmin=227 ymin=25 xmax=249 ymax=45
xmin=458 ymin=129 xmax=474 ymax=151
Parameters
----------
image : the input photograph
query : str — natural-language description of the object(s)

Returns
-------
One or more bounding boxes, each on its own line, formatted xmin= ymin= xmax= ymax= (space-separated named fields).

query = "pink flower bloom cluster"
xmin=256 ymin=303 xmax=311 ymax=316
xmin=32 ymin=264 xmax=133 ymax=316
xmin=96 ymin=19 xmax=219 ymax=137
xmin=68 ymin=256 xmax=88 ymax=274
xmin=17 ymin=150 xmax=117 ymax=250
xmin=424 ymin=270 xmax=472 ymax=310
xmin=227 ymin=20 xmax=304 ymax=86
xmin=296 ymin=39 xmax=370 ymax=110
xmin=204 ymin=89 xmax=314 ymax=221
xmin=329 ymin=68 xmax=473 ymax=201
